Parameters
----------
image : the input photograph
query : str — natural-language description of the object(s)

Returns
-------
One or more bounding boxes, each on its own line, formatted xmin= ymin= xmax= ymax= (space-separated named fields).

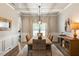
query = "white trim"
xmin=59 ymin=3 xmax=72 ymax=13
xmin=63 ymin=3 xmax=72 ymax=10
xmin=6 ymin=3 xmax=15 ymax=10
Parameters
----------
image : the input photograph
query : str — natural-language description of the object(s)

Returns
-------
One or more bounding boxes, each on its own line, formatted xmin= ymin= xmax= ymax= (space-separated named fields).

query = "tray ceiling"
xmin=9 ymin=3 xmax=70 ymax=15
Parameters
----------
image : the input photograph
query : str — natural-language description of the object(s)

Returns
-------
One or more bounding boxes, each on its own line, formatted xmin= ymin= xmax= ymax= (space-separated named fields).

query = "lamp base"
xmin=74 ymin=34 xmax=77 ymax=39
xmin=73 ymin=30 xmax=78 ymax=39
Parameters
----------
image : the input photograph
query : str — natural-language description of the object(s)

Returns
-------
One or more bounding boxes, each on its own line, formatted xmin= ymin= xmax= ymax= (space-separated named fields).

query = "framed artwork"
xmin=65 ymin=18 xmax=72 ymax=32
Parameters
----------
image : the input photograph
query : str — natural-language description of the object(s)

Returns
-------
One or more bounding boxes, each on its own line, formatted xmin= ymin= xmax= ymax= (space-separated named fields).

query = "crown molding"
xmin=59 ymin=3 xmax=72 ymax=13
xmin=6 ymin=3 xmax=15 ymax=10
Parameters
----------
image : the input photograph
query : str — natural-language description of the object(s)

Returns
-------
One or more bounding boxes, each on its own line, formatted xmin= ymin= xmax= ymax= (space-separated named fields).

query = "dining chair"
xmin=50 ymin=35 xmax=53 ymax=42
xmin=26 ymin=34 xmax=31 ymax=42
xmin=48 ymin=34 xmax=53 ymax=42
xmin=37 ymin=33 xmax=43 ymax=37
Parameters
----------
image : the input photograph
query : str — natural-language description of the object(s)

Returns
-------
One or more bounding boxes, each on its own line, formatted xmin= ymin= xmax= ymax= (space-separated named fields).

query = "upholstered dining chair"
xmin=26 ymin=34 xmax=31 ymax=42
xmin=37 ymin=33 xmax=43 ymax=37
xmin=50 ymin=35 xmax=53 ymax=42
xmin=48 ymin=34 xmax=53 ymax=42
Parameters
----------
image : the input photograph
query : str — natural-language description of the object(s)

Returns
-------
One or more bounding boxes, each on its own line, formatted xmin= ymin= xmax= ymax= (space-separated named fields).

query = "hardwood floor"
xmin=17 ymin=42 xmax=64 ymax=56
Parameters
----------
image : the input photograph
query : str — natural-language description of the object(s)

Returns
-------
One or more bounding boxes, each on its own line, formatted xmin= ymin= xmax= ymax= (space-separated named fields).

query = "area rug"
xmin=27 ymin=45 xmax=52 ymax=56
xmin=51 ymin=44 xmax=64 ymax=56
xmin=18 ymin=44 xmax=64 ymax=56
xmin=27 ymin=50 xmax=52 ymax=56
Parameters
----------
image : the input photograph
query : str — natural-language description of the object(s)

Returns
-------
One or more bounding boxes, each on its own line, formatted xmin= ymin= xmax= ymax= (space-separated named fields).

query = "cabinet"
xmin=58 ymin=36 xmax=79 ymax=56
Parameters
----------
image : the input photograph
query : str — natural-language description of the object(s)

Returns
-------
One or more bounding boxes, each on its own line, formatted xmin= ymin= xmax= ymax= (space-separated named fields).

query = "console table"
xmin=58 ymin=36 xmax=79 ymax=56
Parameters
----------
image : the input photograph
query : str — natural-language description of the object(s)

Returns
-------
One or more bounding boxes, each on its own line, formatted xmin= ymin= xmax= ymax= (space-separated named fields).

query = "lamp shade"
xmin=70 ymin=23 xmax=79 ymax=30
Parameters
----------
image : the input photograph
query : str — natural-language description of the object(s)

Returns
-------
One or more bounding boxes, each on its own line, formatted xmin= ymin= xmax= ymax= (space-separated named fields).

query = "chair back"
xmin=37 ymin=33 xmax=43 ymax=37
xmin=48 ymin=34 xmax=53 ymax=41
xmin=26 ymin=34 xmax=31 ymax=42
xmin=50 ymin=36 xmax=53 ymax=41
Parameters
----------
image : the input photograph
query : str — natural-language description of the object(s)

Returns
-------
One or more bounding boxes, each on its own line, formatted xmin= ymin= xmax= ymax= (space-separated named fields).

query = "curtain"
xmin=21 ymin=15 xmax=58 ymax=37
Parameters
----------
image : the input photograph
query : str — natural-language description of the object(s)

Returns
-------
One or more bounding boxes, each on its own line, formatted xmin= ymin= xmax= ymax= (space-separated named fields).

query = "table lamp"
xmin=70 ymin=22 xmax=79 ymax=39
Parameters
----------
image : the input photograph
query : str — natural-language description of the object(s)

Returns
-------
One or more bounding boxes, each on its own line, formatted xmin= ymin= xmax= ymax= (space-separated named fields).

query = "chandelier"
xmin=38 ymin=6 xmax=42 ymax=33
xmin=38 ymin=6 xmax=42 ymax=24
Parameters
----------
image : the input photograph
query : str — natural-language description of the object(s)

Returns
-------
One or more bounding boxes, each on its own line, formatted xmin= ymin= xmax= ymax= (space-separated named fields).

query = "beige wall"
xmin=58 ymin=3 xmax=79 ymax=37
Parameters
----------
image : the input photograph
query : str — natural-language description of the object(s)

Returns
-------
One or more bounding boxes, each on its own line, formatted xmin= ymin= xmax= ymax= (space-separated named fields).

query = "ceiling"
xmin=9 ymin=3 xmax=69 ymax=15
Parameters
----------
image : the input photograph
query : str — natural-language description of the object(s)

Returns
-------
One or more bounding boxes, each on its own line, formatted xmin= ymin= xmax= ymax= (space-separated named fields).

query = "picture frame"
xmin=65 ymin=18 xmax=72 ymax=32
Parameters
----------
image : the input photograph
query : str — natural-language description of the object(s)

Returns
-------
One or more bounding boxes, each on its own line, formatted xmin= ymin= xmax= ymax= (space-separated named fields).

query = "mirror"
xmin=0 ymin=17 xmax=11 ymax=31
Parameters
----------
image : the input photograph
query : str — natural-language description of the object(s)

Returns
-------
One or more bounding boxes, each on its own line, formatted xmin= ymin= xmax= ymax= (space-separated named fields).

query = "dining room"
xmin=1 ymin=1 xmax=79 ymax=59
xmin=1 ymin=3 xmax=79 ymax=56
xmin=17 ymin=3 xmax=66 ymax=56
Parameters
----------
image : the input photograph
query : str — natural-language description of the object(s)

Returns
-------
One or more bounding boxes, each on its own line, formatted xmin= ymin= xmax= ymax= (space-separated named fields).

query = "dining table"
xmin=27 ymin=36 xmax=52 ymax=55
xmin=27 ymin=36 xmax=52 ymax=45
xmin=27 ymin=36 xmax=52 ymax=56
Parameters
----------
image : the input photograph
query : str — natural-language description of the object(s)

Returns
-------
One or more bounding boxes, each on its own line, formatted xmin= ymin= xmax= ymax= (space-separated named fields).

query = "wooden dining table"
xmin=27 ymin=36 xmax=52 ymax=56
xmin=27 ymin=36 xmax=52 ymax=45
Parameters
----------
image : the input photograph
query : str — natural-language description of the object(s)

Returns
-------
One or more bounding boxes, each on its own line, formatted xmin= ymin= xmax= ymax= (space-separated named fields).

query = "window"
xmin=33 ymin=23 xmax=47 ymax=36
